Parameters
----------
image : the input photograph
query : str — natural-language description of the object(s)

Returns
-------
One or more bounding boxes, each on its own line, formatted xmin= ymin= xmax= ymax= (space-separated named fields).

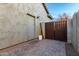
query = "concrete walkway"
xmin=0 ymin=39 xmax=66 ymax=56
xmin=65 ymin=43 xmax=79 ymax=56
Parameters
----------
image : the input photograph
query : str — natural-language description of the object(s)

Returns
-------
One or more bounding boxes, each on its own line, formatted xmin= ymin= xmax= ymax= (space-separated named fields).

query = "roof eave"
xmin=42 ymin=3 xmax=53 ymax=20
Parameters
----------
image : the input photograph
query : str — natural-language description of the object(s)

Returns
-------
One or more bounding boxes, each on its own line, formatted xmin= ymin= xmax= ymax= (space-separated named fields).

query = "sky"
xmin=47 ymin=3 xmax=79 ymax=19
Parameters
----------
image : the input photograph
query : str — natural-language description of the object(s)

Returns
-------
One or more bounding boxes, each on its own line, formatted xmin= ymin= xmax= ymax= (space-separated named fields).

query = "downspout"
xmin=34 ymin=16 xmax=38 ymax=38
xmin=34 ymin=16 xmax=40 ymax=39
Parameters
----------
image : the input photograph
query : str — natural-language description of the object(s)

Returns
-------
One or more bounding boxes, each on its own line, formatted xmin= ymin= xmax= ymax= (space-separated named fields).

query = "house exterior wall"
xmin=33 ymin=3 xmax=51 ymax=38
xmin=69 ymin=11 xmax=79 ymax=53
xmin=71 ymin=13 xmax=77 ymax=51
xmin=0 ymin=3 xmax=51 ymax=49
xmin=67 ymin=18 xmax=72 ymax=43
xmin=76 ymin=12 xmax=79 ymax=52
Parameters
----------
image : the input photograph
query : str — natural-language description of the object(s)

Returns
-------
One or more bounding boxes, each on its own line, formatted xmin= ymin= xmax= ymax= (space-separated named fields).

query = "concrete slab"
xmin=0 ymin=39 xmax=66 ymax=56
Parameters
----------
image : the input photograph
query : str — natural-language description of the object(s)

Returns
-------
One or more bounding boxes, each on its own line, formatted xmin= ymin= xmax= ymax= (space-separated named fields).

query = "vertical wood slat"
xmin=45 ymin=20 xmax=67 ymax=42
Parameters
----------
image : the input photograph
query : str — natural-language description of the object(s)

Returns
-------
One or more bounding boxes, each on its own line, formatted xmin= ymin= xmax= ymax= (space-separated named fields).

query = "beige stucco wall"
xmin=33 ymin=3 xmax=51 ymax=38
xmin=76 ymin=12 xmax=79 ymax=52
xmin=0 ymin=3 xmax=51 ymax=49
xmin=71 ymin=13 xmax=77 ymax=51
xmin=67 ymin=19 xmax=72 ymax=43
xmin=69 ymin=11 xmax=79 ymax=53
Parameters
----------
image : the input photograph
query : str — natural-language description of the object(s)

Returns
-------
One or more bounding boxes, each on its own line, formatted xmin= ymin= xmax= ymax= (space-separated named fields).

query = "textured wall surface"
xmin=76 ymin=12 xmax=79 ymax=52
xmin=0 ymin=3 xmax=50 ymax=49
xmin=72 ymin=13 xmax=77 ymax=51
xmin=69 ymin=11 xmax=79 ymax=53
xmin=33 ymin=4 xmax=51 ymax=36
xmin=67 ymin=19 xmax=72 ymax=43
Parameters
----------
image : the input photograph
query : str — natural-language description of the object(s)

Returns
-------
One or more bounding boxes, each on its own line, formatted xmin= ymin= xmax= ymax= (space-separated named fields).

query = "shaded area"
xmin=65 ymin=43 xmax=79 ymax=56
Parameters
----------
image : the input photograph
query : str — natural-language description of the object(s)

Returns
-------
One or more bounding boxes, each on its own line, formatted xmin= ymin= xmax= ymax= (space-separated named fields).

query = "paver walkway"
xmin=0 ymin=39 xmax=66 ymax=56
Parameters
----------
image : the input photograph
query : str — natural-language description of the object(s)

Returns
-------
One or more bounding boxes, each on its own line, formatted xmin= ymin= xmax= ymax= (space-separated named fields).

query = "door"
xmin=45 ymin=21 xmax=67 ymax=42
xmin=54 ymin=21 xmax=67 ymax=42
xmin=45 ymin=22 xmax=54 ymax=39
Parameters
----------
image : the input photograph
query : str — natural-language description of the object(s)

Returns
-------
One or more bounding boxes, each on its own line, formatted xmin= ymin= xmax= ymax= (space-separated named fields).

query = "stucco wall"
xmin=76 ymin=12 xmax=79 ymax=52
xmin=67 ymin=19 xmax=72 ymax=43
xmin=71 ymin=13 xmax=77 ymax=51
xmin=0 ymin=3 xmax=50 ymax=49
xmin=33 ymin=3 xmax=51 ymax=37
xmin=69 ymin=11 xmax=79 ymax=53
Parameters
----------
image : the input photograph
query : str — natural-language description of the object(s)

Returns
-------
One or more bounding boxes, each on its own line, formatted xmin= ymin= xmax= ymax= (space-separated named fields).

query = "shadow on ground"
xmin=65 ymin=43 xmax=79 ymax=56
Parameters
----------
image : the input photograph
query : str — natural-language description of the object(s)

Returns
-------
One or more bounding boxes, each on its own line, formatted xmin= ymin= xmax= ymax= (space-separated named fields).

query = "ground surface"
xmin=0 ymin=39 xmax=78 ymax=56
xmin=65 ymin=43 xmax=79 ymax=56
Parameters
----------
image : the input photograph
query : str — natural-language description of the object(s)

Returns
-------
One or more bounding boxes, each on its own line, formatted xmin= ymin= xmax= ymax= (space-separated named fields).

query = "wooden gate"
xmin=45 ymin=20 xmax=67 ymax=42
